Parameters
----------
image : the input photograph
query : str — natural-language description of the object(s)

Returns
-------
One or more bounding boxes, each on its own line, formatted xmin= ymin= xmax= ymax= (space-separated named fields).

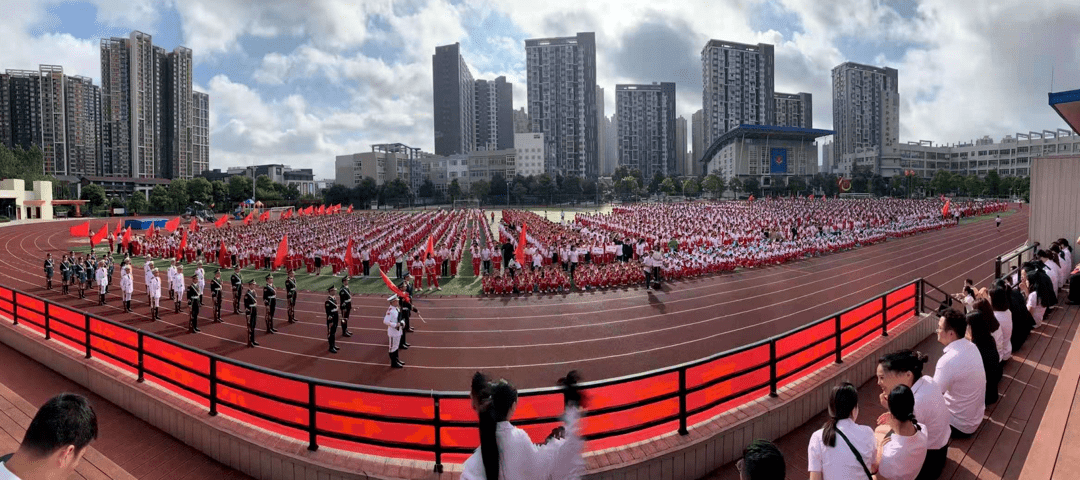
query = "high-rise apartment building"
xmin=513 ymin=107 xmax=531 ymax=134
xmin=605 ymin=114 xmax=618 ymax=176
xmin=0 ymin=70 xmax=42 ymax=153
xmin=38 ymin=66 xmax=67 ymax=176
xmin=162 ymin=47 xmax=193 ymax=178
xmin=774 ymin=92 xmax=813 ymax=129
xmin=474 ymin=76 xmax=513 ymax=151
xmin=831 ymin=62 xmax=899 ymax=174
xmin=691 ymin=109 xmax=704 ymax=176
xmin=192 ymin=91 xmax=209 ymax=175
xmin=596 ymin=85 xmax=605 ymax=177
xmin=101 ymin=31 xmax=198 ymax=179
xmin=432 ymin=43 xmax=475 ymax=156
xmin=64 ymin=75 xmax=100 ymax=176
xmin=616 ymin=82 xmax=677 ymax=179
xmin=676 ymin=115 xmax=687 ymax=176
xmin=525 ymin=32 xmax=598 ymax=178
xmin=701 ymin=40 xmax=774 ymax=147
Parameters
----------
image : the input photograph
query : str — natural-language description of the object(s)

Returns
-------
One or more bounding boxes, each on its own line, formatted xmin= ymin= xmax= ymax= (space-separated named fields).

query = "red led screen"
xmin=217 ymin=362 xmax=305 ymax=404
xmin=316 ymin=412 xmax=431 ymax=445
xmin=315 ymin=386 xmax=432 ymax=420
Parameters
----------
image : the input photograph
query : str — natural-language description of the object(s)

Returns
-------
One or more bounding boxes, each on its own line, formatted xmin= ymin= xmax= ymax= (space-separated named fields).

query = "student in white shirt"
xmin=0 ymin=393 xmax=98 ymax=480
xmin=461 ymin=371 xmax=585 ymax=480
xmin=930 ymin=309 xmax=986 ymax=438
xmin=808 ymin=382 xmax=877 ymax=480
xmin=874 ymin=385 xmax=929 ymax=480
xmin=875 ymin=350 xmax=950 ymax=480
xmin=989 ymin=288 xmax=1013 ymax=364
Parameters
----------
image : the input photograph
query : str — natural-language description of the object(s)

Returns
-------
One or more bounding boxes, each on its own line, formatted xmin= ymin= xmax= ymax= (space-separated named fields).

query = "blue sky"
xmin=2 ymin=0 xmax=1077 ymax=179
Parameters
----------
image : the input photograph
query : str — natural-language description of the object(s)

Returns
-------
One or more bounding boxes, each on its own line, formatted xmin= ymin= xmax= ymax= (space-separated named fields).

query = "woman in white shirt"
xmin=808 ymin=383 xmax=877 ymax=480
xmin=461 ymin=371 xmax=585 ymax=480
xmin=874 ymin=385 xmax=928 ymax=480
xmin=961 ymin=287 xmax=976 ymax=314
xmin=875 ymin=350 xmax=951 ymax=480
xmin=989 ymin=288 xmax=1013 ymax=364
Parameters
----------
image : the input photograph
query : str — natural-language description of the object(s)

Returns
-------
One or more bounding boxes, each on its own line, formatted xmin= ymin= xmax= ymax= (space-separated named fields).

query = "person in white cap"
xmin=148 ymin=268 xmax=162 ymax=320
xmin=384 ymin=295 xmax=405 ymax=368
xmin=120 ymin=265 xmax=133 ymax=313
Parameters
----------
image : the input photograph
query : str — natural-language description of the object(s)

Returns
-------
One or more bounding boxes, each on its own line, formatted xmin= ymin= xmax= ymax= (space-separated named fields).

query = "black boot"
xmin=98 ymin=294 xmax=104 ymax=305
xmin=390 ymin=352 xmax=403 ymax=368
xmin=154 ymin=307 xmax=161 ymax=320
xmin=125 ymin=301 xmax=132 ymax=313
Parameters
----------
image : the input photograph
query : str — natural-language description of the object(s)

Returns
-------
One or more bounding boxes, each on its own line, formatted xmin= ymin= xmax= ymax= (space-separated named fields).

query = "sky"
xmin=2 ymin=0 xmax=1079 ymax=179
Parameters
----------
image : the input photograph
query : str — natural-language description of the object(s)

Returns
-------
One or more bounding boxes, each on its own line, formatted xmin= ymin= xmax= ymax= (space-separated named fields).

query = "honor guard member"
xmin=339 ymin=276 xmax=353 ymax=337
xmin=286 ymin=270 xmax=298 ymax=323
xmin=148 ymin=268 xmax=162 ymax=320
xmin=263 ymin=275 xmax=278 ymax=333
xmin=144 ymin=260 xmax=154 ymax=304
xmin=73 ymin=259 xmax=85 ymax=299
xmin=84 ymin=256 xmax=94 ymax=290
xmin=167 ymin=261 xmax=177 ymax=301
xmin=397 ymin=280 xmax=417 ymax=350
xmin=384 ymin=295 xmax=405 ymax=368
xmin=186 ymin=274 xmax=202 ymax=333
xmin=172 ymin=268 xmax=185 ymax=314
xmin=60 ymin=255 xmax=71 ymax=294
xmin=244 ymin=280 xmax=259 ymax=347
xmin=95 ymin=261 xmax=109 ymax=305
xmin=120 ymin=265 xmax=134 ymax=312
xmin=230 ymin=266 xmax=243 ymax=314
xmin=324 ymin=286 xmax=339 ymax=353
xmin=105 ymin=256 xmax=114 ymax=293
xmin=43 ymin=253 xmax=54 ymax=290
xmin=210 ymin=270 xmax=223 ymax=322
xmin=195 ymin=262 xmax=205 ymax=305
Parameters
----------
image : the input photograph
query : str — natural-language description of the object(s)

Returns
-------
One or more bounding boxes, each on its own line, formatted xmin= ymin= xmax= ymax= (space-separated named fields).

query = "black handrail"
xmin=0 ymin=279 xmax=922 ymax=472
xmin=995 ymin=242 xmax=1039 ymax=281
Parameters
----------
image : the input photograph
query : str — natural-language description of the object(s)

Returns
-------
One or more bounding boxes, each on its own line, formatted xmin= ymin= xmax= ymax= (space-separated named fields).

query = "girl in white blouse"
xmin=809 ymin=383 xmax=877 ymax=480
xmin=461 ymin=371 xmax=586 ymax=480
xmin=874 ymin=385 xmax=928 ymax=480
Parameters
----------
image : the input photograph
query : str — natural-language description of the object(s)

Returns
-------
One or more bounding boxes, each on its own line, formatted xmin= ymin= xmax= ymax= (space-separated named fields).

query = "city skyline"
xmin=4 ymin=0 xmax=1078 ymax=180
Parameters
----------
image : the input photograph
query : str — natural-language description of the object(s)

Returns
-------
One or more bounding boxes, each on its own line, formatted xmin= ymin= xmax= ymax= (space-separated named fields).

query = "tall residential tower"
xmin=525 ymin=32 xmax=598 ymax=178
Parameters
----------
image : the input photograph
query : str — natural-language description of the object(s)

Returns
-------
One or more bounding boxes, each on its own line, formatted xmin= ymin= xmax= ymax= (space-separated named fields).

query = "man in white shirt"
xmin=480 ymin=246 xmax=492 ymax=275
xmin=0 ymin=393 xmax=98 ymax=480
xmin=930 ymin=309 xmax=986 ymax=438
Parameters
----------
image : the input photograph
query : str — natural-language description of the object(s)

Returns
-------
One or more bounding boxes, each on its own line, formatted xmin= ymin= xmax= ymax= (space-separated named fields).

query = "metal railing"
xmin=995 ymin=242 xmax=1040 ymax=281
xmin=0 ymin=279 xmax=926 ymax=472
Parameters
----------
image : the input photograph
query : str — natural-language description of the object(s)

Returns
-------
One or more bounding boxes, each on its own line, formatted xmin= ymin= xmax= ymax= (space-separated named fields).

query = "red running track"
xmin=1 ymin=210 xmax=1027 ymax=391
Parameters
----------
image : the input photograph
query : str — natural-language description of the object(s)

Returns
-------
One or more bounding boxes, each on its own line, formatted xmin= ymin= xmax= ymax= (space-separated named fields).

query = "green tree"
xmin=167 ymin=179 xmax=190 ymax=212
xmin=728 ymin=177 xmax=744 ymax=197
xmin=615 ymin=176 xmax=639 ymax=197
xmin=445 ymin=179 xmax=461 ymax=203
xmin=701 ymin=174 xmax=723 ymax=198
xmin=984 ymin=170 xmax=1001 ymax=197
xmin=741 ymin=177 xmax=760 ymax=197
xmin=211 ymin=180 xmax=229 ymax=208
xmin=890 ymin=176 xmax=905 ymax=197
xmin=965 ymin=175 xmax=985 ymax=197
xmin=350 ymin=177 xmax=378 ymax=208
xmin=469 ymin=180 xmax=490 ymax=202
xmin=648 ymin=172 xmax=665 ymax=195
xmin=489 ymin=173 xmax=508 ymax=202
xmin=284 ymin=183 xmax=301 ymax=201
xmin=871 ymin=175 xmax=888 ymax=197
xmin=929 ymin=170 xmax=952 ymax=196
xmin=187 ymin=177 xmax=213 ymax=205
xmin=682 ymin=177 xmax=701 ymax=197
xmin=418 ymin=178 xmax=436 ymax=198
xmin=379 ymin=178 xmax=410 ymax=205
xmin=660 ymin=177 xmax=677 ymax=195
xmin=127 ymin=192 xmax=148 ymax=215
xmin=535 ymin=174 xmax=556 ymax=202
xmin=228 ymin=175 xmax=253 ymax=202
xmin=81 ymin=184 xmax=106 ymax=210
xmin=787 ymin=176 xmax=807 ymax=196
xmin=324 ymin=184 xmax=351 ymax=206
xmin=149 ymin=185 xmax=170 ymax=213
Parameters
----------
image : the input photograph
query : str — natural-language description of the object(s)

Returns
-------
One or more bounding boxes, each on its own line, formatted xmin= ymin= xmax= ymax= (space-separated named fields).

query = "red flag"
xmin=90 ymin=225 xmax=108 ymax=247
xmin=334 ymin=203 xmax=341 ymax=213
xmin=122 ymin=226 xmax=132 ymax=249
xmin=809 ymin=195 xmax=814 ymax=200
xmin=147 ymin=222 xmax=156 ymax=238
xmin=318 ymin=204 xmax=326 ymax=215
xmin=219 ymin=240 xmax=228 ymax=265
xmin=748 ymin=195 xmax=755 ymax=202
xmin=189 ymin=218 xmax=199 ymax=233
xmin=344 ymin=238 xmax=355 ymax=268
xmin=304 ymin=205 xmax=313 ymax=215
xmin=942 ymin=199 xmax=951 ymax=218
xmin=164 ymin=217 xmax=180 ymax=233
xmin=114 ymin=220 xmax=122 ymax=238
xmin=515 ymin=223 xmax=528 ymax=266
xmin=243 ymin=210 xmax=254 ymax=225
xmin=425 ymin=235 xmax=435 ymax=259
xmin=259 ymin=210 xmax=270 ymax=222
xmin=176 ymin=229 xmax=187 ymax=260
xmin=282 ymin=209 xmax=292 ymax=220
xmin=215 ymin=214 xmax=229 ymax=228
xmin=380 ymin=268 xmax=410 ymax=303
xmin=347 ymin=205 xmax=353 ymax=214
xmin=273 ymin=235 xmax=288 ymax=269
xmin=69 ymin=221 xmax=90 ymax=237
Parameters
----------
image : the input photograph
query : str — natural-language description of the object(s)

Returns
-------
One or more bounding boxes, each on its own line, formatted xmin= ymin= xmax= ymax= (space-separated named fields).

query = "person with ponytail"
xmin=876 ymin=350 xmax=949 ymax=480
xmin=808 ymin=382 xmax=877 ymax=480
xmin=873 ymin=385 xmax=928 ymax=480
xmin=462 ymin=371 xmax=586 ymax=480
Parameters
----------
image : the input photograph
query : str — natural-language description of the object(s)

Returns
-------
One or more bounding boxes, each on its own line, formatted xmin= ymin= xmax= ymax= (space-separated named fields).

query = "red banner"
xmin=380 ymin=268 xmax=410 ymax=303
xmin=69 ymin=221 xmax=90 ymax=237
xmin=90 ymin=225 xmax=108 ymax=247
xmin=273 ymin=235 xmax=288 ymax=269
xmin=176 ymin=229 xmax=187 ymax=260
xmin=215 ymin=214 xmax=229 ymax=228
xmin=164 ymin=217 xmax=181 ymax=233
